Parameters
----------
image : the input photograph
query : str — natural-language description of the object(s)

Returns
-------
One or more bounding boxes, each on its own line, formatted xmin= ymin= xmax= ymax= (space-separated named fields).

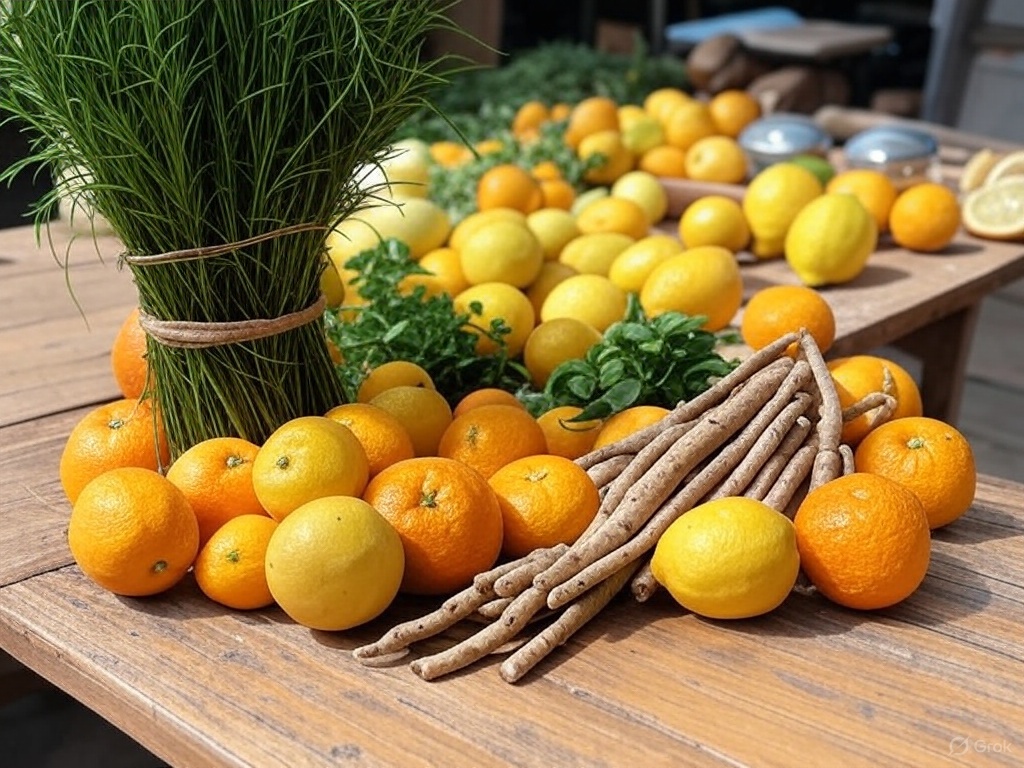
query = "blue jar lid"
xmin=738 ymin=113 xmax=833 ymax=157
xmin=844 ymin=126 xmax=938 ymax=165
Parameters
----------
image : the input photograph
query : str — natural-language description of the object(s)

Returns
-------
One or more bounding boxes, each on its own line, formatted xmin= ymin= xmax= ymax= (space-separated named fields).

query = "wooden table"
xmin=2 ymin=221 xmax=1024 ymax=766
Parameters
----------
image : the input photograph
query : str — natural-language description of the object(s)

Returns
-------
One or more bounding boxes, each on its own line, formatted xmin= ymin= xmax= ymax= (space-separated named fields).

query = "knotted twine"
xmin=121 ymin=223 xmax=329 ymax=349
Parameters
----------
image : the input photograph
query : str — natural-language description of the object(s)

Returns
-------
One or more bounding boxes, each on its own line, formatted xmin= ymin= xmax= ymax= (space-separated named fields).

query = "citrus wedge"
xmin=983 ymin=150 xmax=1024 ymax=187
xmin=958 ymin=148 xmax=1003 ymax=193
xmin=961 ymin=176 xmax=1024 ymax=241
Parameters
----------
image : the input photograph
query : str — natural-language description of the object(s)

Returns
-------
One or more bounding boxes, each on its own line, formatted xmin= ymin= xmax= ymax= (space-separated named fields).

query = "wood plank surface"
xmin=0 ymin=475 xmax=1020 ymax=767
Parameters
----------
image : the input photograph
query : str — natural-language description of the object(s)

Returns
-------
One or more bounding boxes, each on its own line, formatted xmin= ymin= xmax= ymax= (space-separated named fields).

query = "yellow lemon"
xmin=449 ymin=208 xmax=527 ymax=251
xmin=621 ymin=115 xmax=666 ymax=156
xmin=252 ymin=417 xmax=370 ymax=521
xmin=459 ymin=219 xmax=544 ymax=288
xmin=559 ymin=232 xmax=635 ymax=276
xmin=742 ymin=162 xmax=823 ymax=259
xmin=684 ymin=135 xmax=748 ymax=184
xmin=610 ymin=170 xmax=669 ymax=225
xmin=651 ymin=497 xmax=800 ymax=619
xmin=608 ymin=234 xmax=683 ymax=293
xmin=411 ymin=246 xmax=469 ymax=297
xmin=265 ymin=496 xmax=404 ymax=630
xmin=523 ymin=318 xmax=603 ymax=387
xmin=541 ymin=274 xmax=627 ymax=333
xmin=664 ymin=101 xmax=717 ymax=152
xmin=617 ymin=104 xmax=648 ymax=131
xmin=570 ymin=186 xmax=610 ymax=217
xmin=365 ymin=137 xmax=430 ymax=199
xmin=347 ymin=197 xmax=451 ymax=260
xmin=526 ymin=208 xmax=581 ymax=261
xmin=319 ymin=260 xmax=346 ymax=308
xmin=962 ymin=176 xmax=1024 ymax=241
xmin=357 ymin=360 xmax=435 ymax=403
xmin=575 ymin=196 xmax=650 ymax=240
xmin=678 ymin=195 xmax=751 ymax=253
xmin=454 ymin=282 xmax=536 ymax=356
xmin=525 ymin=261 xmax=578 ymax=317
xmin=369 ymin=386 xmax=453 ymax=457
xmin=578 ymin=129 xmax=635 ymax=186
xmin=643 ymin=87 xmax=692 ymax=125
xmin=785 ymin=193 xmax=878 ymax=286
xmin=325 ymin=216 xmax=381 ymax=270
xmin=639 ymin=246 xmax=743 ymax=331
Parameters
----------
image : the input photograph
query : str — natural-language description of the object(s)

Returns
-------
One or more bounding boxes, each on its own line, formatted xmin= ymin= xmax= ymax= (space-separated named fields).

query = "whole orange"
xmin=889 ymin=182 xmax=961 ymax=252
xmin=794 ymin=473 xmax=931 ymax=610
xmin=488 ymin=455 xmax=600 ymax=557
xmin=593 ymin=405 xmax=670 ymax=449
xmin=193 ymin=514 xmax=278 ymax=610
xmin=740 ymin=285 xmax=836 ymax=355
xmin=324 ymin=402 xmax=416 ymax=477
xmin=536 ymin=405 xmax=602 ymax=460
xmin=563 ymin=96 xmax=620 ymax=149
xmin=639 ymin=145 xmax=688 ymax=178
xmin=539 ymin=178 xmax=577 ymax=210
xmin=826 ymin=170 xmax=898 ymax=233
xmin=855 ymin=416 xmax=976 ymax=529
xmin=452 ymin=388 xmax=525 ymax=418
xmin=110 ymin=307 xmax=150 ymax=399
xmin=437 ymin=404 xmax=548 ymax=479
xmin=827 ymin=355 xmax=923 ymax=446
xmin=708 ymin=89 xmax=761 ymax=138
xmin=59 ymin=397 xmax=171 ymax=505
xmin=165 ymin=436 xmax=268 ymax=547
xmin=664 ymin=101 xmax=717 ymax=152
xmin=477 ymin=163 xmax=543 ymax=214
xmin=512 ymin=100 xmax=549 ymax=139
xmin=68 ymin=467 xmax=199 ymax=597
xmin=363 ymin=457 xmax=503 ymax=595
xmin=575 ymin=197 xmax=650 ymax=241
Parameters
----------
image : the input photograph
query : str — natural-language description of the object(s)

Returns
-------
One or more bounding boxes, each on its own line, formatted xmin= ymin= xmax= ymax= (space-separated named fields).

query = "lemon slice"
xmin=959 ymin=148 xmax=1003 ymax=193
xmin=962 ymin=176 xmax=1024 ymax=241
xmin=983 ymin=150 xmax=1024 ymax=187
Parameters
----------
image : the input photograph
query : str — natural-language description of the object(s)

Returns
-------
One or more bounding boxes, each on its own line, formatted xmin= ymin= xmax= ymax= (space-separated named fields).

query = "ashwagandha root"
xmin=535 ymin=359 xmax=794 ymax=594
xmin=743 ymin=416 xmax=813 ymax=501
xmin=586 ymin=454 xmax=633 ymax=489
xmin=763 ymin=435 xmax=819 ymax=513
xmin=574 ymin=337 xmax=798 ymax=470
xmin=410 ymin=587 xmax=549 ymax=681
xmin=799 ymin=333 xmax=843 ymax=489
xmin=840 ymin=444 xmax=856 ymax=476
xmin=630 ymin=559 xmax=659 ymax=602
xmin=842 ymin=391 xmax=896 ymax=423
xmin=494 ymin=545 xmax=568 ymax=598
xmin=499 ymin=561 xmax=642 ymax=684
xmin=476 ymin=596 xmax=513 ymax=620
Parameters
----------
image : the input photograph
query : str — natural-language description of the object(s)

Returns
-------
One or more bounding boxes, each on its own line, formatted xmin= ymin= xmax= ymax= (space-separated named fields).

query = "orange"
xmin=193 ymin=514 xmax=277 ymax=610
xmin=453 ymin=388 xmax=525 ymax=418
xmin=593 ymin=405 xmax=670 ymax=449
xmin=536 ymin=405 xmax=602 ymax=460
xmin=363 ymin=456 xmax=503 ymax=594
xmin=539 ymin=177 xmax=576 ymax=210
xmin=794 ymin=473 xmax=931 ymax=610
xmin=368 ymin=385 xmax=453 ymax=458
xmin=563 ymin=96 xmax=619 ymax=149
xmin=639 ymin=145 xmax=688 ymax=178
xmin=643 ymin=87 xmax=692 ymax=125
xmin=684 ymin=136 xmax=748 ymax=184
xmin=826 ymin=170 xmax=898 ymax=233
xmin=400 ymin=246 xmax=468 ymax=298
xmin=550 ymin=102 xmax=572 ymax=122
xmin=110 ymin=307 xmax=149 ymax=399
xmin=59 ymin=397 xmax=171 ymax=505
xmin=324 ymin=402 xmax=416 ymax=477
xmin=474 ymin=138 xmax=505 ymax=157
xmin=855 ymin=416 xmax=976 ymax=529
xmin=488 ymin=455 xmax=600 ymax=557
xmin=476 ymin=163 xmax=544 ymax=214
xmin=575 ymin=196 xmax=650 ymax=240
xmin=437 ymin=404 xmax=548 ymax=479
xmin=708 ymin=89 xmax=761 ymax=138
xmin=740 ymin=285 xmax=836 ymax=356
xmin=531 ymin=160 xmax=562 ymax=181
xmin=68 ymin=467 xmax=199 ymax=597
xmin=356 ymin=360 xmax=435 ymax=403
xmin=430 ymin=140 xmax=472 ymax=168
xmin=888 ymin=182 xmax=961 ymax=252
xmin=664 ymin=101 xmax=717 ymax=152
xmin=165 ymin=436 xmax=268 ymax=547
xmin=827 ymin=355 xmax=923 ymax=446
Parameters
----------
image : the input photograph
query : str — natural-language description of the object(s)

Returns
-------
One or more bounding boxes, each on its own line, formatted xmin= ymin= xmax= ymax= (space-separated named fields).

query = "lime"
xmin=790 ymin=154 xmax=836 ymax=186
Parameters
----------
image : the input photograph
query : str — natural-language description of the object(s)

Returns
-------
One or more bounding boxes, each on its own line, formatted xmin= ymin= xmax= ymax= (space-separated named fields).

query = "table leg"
xmin=892 ymin=303 xmax=982 ymax=426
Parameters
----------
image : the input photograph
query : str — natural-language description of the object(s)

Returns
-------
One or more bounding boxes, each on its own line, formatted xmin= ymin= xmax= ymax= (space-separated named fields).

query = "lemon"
xmin=357 ymin=138 xmax=431 ymax=200
xmin=265 ymin=496 xmax=404 ymax=630
xmin=338 ymin=197 xmax=451 ymax=260
xmin=742 ymin=163 xmax=823 ymax=259
xmin=607 ymin=234 xmax=683 ymax=293
xmin=785 ymin=193 xmax=877 ymax=286
xmin=678 ymin=195 xmax=750 ymax=253
xmin=617 ymin=104 xmax=647 ymax=131
xmin=639 ymin=246 xmax=743 ymax=331
xmin=541 ymin=274 xmax=627 ymax=333
xmin=326 ymin=216 xmax=381 ymax=270
xmin=526 ymin=208 xmax=580 ymax=261
xmin=525 ymin=261 xmax=578 ymax=317
xmin=959 ymin=148 xmax=1003 ymax=193
xmin=651 ymin=497 xmax=800 ymax=619
xmin=319 ymin=260 xmax=346 ymax=308
xmin=559 ymin=232 xmax=634 ymax=276
xmin=524 ymin=318 xmax=603 ymax=387
xmin=570 ymin=186 xmax=609 ymax=217
xmin=454 ymin=282 xmax=536 ymax=356
xmin=578 ymin=130 xmax=635 ymax=186
xmin=984 ymin=150 xmax=1024 ymax=187
xmin=621 ymin=115 xmax=666 ymax=156
xmin=357 ymin=360 xmax=435 ymax=403
xmin=459 ymin=220 xmax=543 ymax=288
xmin=369 ymin=386 xmax=453 ymax=457
xmin=252 ymin=417 xmax=370 ymax=521
xmin=449 ymin=208 xmax=526 ymax=251
xmin=961 ymin=177 xmax=1024 ymax=241
xmin=611 ymin=170 xmax=668 ymax=225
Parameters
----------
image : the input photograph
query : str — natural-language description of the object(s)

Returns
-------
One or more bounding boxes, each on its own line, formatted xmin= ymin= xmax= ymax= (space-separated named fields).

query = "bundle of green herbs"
xmin=0 ymin=0 xmax=453 ymax=455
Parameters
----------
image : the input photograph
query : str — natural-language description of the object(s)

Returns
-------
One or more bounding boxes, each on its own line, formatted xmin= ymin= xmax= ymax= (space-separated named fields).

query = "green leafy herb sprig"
xmin=520 ymin=296 xmax=741 ymax=421
xmin=325 ymin=239 xmax=530 ymax=405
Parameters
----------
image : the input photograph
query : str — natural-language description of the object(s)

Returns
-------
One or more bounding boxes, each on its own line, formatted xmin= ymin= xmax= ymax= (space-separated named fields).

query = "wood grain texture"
xmin=0 ymin=478 xmax=1020 ymax=767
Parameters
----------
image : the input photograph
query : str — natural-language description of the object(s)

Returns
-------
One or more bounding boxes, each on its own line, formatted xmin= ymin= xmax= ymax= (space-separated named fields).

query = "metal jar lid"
xmin=738 ymin=113 xmax=834 ymax=159
xmin=844 ymin=126 xmax=938 ymax=166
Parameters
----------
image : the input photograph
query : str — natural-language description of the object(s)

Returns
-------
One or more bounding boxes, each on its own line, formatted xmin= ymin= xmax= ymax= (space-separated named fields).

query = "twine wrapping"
xmin=123 ymin=222 xmax=331 ymax=348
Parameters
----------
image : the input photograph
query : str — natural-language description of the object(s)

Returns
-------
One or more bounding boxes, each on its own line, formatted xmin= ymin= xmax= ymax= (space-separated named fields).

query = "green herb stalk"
xmin=0 ymin=0 xmax=454 ymax=454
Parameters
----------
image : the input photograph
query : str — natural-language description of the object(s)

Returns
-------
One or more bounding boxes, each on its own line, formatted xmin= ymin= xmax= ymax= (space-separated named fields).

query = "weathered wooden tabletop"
xmin=1 ymin=221 xmax=1023 ymax=766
